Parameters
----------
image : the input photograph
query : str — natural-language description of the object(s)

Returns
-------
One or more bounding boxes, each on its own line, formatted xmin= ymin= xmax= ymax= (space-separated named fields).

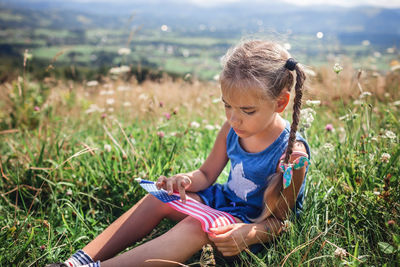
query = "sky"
xmin=59 ymin=0 xmax=400 ymax=8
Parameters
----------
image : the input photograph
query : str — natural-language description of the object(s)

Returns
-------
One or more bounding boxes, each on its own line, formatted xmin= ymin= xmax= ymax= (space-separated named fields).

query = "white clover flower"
xmin=381 ymin=153 xmax=391 ymax=163
xmin=106 ymin=98 xmax=115 ymax=105
xmin=333 ymin=63 xmax=343 ymax=74
xmin=104 ymin=144 xmax=112 ymax=152
xmin=212 ymin=98 xmax=220 ymax=104
xmin=353 ymin=100 xmax=363 ymax=105
xmin=205 ymin=125 xmax=215 ymax=131
xmin=385 ymin=130 xmax=396 ymax=140
xmin=86 ymin=80 xmax=99 ymax=87
xmin=213 ymin=74 xmax=220 ymax=81
xmin=123 ymin=102 xmax=132 ymax=107
xmin=118 ymin=48 xmax=131 ymax=56
xmin=371 ymin=137 xmax=378 ymax=142
xmin=190 ymin=121 xmax=200 ymax=128
xmin=359 ymin=91 xmax=372 ymax=99
xmin=306 ymin=100 xmax=321 ymax=106
xmin=334 ymin=247 xmax=347 ymax=259
xmin=322 ymin=143 xmax=335 ymax=152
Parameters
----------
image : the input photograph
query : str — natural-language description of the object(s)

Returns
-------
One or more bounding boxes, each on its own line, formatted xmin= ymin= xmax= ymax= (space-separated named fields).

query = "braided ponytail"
xmin=283 ymin=65 xmax=306 ymax=164
xmin=250 ymin=63 xmax=306 ymax=223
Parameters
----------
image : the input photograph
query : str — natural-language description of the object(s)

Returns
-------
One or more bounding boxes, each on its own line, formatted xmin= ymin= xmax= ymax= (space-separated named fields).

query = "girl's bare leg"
xmin=100 ymin=216 xmax=210 ymax=267
xmin=82 ymin=194 xmax=190 ymax=261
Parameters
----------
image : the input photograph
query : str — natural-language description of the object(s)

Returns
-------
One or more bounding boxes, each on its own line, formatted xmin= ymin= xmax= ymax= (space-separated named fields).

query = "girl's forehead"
xmin=221 ymin=86 xmax=273 ymax=106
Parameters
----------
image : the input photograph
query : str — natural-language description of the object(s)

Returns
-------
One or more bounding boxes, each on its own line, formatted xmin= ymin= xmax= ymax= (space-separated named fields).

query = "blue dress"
xmin=197 ymin=121 xmax=311 ymax=223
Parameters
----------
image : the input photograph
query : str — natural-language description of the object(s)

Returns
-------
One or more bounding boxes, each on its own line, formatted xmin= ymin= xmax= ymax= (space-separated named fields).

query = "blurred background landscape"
xmin=1 ymin=0 xmax=400 ymax=81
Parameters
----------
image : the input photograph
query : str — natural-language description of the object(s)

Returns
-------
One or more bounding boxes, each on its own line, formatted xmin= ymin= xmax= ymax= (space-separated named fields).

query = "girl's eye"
xmin=244 ymin=110 xmax=256 ymax=115
xmin=224 ymin=104 xmax=231 ymax=109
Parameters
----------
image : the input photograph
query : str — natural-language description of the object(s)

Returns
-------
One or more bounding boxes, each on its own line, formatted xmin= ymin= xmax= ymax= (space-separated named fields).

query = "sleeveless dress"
xmin=197 ymin=121 xmax=311 ymax=223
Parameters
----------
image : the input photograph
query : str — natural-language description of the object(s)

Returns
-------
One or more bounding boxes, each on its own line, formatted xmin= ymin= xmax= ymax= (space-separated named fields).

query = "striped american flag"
xmin=137 ymin=178 xmax=236 ymax=233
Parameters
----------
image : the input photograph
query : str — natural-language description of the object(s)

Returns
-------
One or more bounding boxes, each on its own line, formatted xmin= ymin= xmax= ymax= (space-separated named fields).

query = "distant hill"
xmin=1 ymin=0 xmax=399 ymax=41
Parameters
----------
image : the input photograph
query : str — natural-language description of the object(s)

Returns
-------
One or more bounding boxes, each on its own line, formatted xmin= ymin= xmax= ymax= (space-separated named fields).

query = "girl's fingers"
xmin=166 ymin=179 xmax=174 ymax=195
xmin=178 ymin=179 xmax=187 ymax=203
xmin=156 ymin=176 xmax=167 ymax=189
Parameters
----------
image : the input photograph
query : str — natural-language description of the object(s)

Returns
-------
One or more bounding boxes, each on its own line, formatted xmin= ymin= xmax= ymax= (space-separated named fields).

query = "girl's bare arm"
xmin=157 ymin=121 xmax=230 ymax=197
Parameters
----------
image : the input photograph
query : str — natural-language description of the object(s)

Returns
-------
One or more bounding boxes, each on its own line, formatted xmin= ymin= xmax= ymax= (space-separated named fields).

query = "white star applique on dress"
xmin=227 ymin=162 xmax=258 ymax=201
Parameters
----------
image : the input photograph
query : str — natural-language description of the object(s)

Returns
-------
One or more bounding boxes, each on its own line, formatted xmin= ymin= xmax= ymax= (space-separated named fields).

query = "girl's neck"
xmin=239 ymin=114 xmax=286 ymax=153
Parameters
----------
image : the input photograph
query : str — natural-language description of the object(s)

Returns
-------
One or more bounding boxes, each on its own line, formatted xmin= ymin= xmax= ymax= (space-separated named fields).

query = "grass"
xmin=0 ymin=62 xmax=399 ymax=266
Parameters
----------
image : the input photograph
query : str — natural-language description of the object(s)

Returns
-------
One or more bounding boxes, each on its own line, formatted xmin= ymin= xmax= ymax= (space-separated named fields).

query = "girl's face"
xmin=221 ymin=86 xmax=286 ymax=139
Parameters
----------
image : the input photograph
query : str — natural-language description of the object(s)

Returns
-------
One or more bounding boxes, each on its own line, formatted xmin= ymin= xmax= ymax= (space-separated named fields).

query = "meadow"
xmin=0 ymin=55 xmax=400 ymax=267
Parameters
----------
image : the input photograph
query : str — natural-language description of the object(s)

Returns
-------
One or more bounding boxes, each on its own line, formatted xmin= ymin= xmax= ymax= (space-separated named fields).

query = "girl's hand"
xmin=156 ymin=174 xmax=192 ymax=203
xmin=208 ymin=223 xmax=254 ymax=257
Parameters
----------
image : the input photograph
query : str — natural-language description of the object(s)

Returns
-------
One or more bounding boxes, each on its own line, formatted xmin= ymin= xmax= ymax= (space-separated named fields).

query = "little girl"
xmin=47 ymin=40 xmax=310 ymax=267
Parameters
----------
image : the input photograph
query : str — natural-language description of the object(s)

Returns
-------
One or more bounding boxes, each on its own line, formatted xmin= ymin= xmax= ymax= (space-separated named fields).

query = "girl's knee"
xmin=178 ymin=217 xmax=208 ymax=237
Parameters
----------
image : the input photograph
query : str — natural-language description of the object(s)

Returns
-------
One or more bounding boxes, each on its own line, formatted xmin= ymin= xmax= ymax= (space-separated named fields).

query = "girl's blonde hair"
xmin=220 ymin=40 xmax=306 ymax=223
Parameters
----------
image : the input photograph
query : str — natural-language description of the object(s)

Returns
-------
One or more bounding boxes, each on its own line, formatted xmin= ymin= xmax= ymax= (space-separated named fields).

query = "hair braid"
xmin=283 ymin=65 xmax=306 ymax=164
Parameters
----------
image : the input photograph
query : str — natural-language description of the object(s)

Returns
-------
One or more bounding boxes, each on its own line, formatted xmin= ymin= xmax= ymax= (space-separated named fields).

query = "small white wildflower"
xmin=385 ymin=130 xmax=396 ymax=140
xmin=304 ymin=68 xmax=317 ymax=77
xmin=109 ymin=65 xmax=130 ymax=75
xmin=300 ymin=108 xmax=315 ymax=128
xmin=322 ymin=143 xmax=335 ymax=152
xmin=306 ymin=100 xmax=321 ymax=106
xmin=117 ymin=85 xmax=131 ymax=91
xmin=205 ymin=125 xmax=215 ymax=131
xmin=106 ymin=98 xmax=115 ymax=105
xmin=371 ymin=137 xmax=378 ymax=142
xmin=359 ymin=91 xmax=372 ymax=99
xmin=108 ymin=107 xmax=114 ymax=113
xmin=373 ymin=191 xmax=380 ymax=196
xmin=123 ymin=102 xmax=131 ymax=107
xmin=86 ymin=80 xmax=99 ymax=87
xmin=118 ymin=48 xmax=131 ymax=56
xmin=334 ymin=247 xmax=347 ymax=258
xmin=213 ymin=74 xmax=220 ymax=81
xmin=392 ymin=100 xmax=400 ymax=106
xmin=381 ymin=153 xmax=391 ymax=163
xmin=101 ymin=90 xmax=114 ymax=95
xmin=85 ymin=104 xmax=101 ymax=114
xmin=66 ymin=189 xmax=73 ymax=196
xmin=333 ymin=63 xmax=343 ymax=74
xmin=190 ymin=121 xmax=200 ymax=128
xmin=368 ymin=153 xmax=375 ymax=161
xmin=138 ymin=93 xmax=148 ymax=100
xmin=316 ymin=31 xmax=324 ymax=39
xmin=104 ymin=144 xmax=112 ymax=152
xmin=281 ymin=220 xmax=292 ymax=232
xmin=212 ymin=98 xmax=220 ymax=104
xmin=353 ymin=100 xmax=363 ymax=105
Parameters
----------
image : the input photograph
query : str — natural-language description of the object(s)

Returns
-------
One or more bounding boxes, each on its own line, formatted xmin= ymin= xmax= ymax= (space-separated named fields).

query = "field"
xmin=1 ymin=3 xmax=400 ymax=266
xmin=0 ymin=55 xmax=399 ymax=266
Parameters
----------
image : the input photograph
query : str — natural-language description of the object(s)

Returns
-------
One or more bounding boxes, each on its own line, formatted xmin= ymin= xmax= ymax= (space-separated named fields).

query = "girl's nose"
xmin=229 ymin=112 xmax=241 ymax=127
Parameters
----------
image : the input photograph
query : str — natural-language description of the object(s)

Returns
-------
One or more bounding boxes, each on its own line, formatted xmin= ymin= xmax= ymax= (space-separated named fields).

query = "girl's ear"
xmin=275 ymin=91 xmax=290 ymax=113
